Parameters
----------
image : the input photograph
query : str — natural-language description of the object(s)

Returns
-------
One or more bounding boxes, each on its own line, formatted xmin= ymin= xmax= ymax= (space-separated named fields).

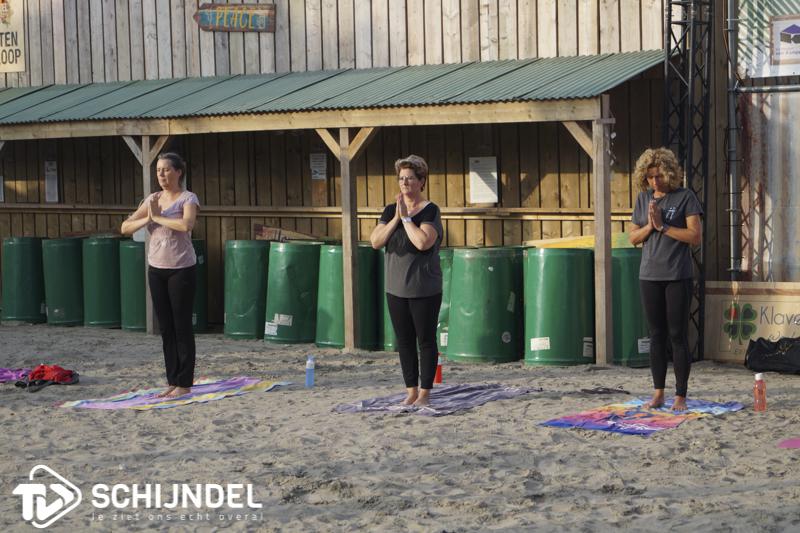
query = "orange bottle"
xmin=753 ymin=373 xmax=767 ymax=412
xmin=434 ymin=353 xmax=443 ymax=384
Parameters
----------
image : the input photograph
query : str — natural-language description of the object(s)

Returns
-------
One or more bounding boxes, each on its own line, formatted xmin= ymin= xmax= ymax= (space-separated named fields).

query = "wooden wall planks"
xmin=3 ymin=0 xmax=663 ymax=87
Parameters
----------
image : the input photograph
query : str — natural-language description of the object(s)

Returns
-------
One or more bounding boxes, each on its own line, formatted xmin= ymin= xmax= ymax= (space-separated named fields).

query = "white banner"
xmin=738 ymin=0 xmax=800 ymax=78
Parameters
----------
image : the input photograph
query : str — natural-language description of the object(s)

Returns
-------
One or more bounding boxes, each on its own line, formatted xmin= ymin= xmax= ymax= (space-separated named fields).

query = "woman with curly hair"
xmin=628 ymin=148 xmax=702 ymax=411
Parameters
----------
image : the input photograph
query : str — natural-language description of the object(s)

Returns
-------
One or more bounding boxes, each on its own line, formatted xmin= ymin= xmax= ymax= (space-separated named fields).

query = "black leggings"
xmin=386 ymin=292 xmax=442 ymax=390
xmin=148 ymin=265 xmax=196 ymax=388
xmin=639 ymin=279 xmax=692 ymax=397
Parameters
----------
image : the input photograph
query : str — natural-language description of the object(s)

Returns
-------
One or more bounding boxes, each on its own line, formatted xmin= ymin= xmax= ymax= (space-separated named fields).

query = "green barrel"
xmin=264 ymin=241 xmax=322 ymax=343
xmin=42 ymin=238 xmax=84 ymax=325
xmin=447 ymin=247 xmax=524 ymax=363
xmin=525 ymin=248 xmax=594 ymax=365
xmin=1 ymin=237 xmax=46 ymax=323
xmin=436 ymin=248 xmax=454 ymax=353
xmin=224 ymin=240 xmax=270 ymax=339
xmin=119 ymin=240 xmax=146 ymax=331
xmin=613 ymin=248 xmax=650 ymax=367
xmin=377 ymin=247 xmax=397 ymax=351
xmin=82 ymin=236 xmax=121 ymax=328
xmin=192 ymin=239 xmax=208 ymax=333
xmin=315 ymin=244 xmax=379 ymax=349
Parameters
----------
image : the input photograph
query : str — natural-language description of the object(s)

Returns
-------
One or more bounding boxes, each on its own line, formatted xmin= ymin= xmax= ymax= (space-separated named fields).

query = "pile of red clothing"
xmin=15 ymin=364 xmax=79 ymax=392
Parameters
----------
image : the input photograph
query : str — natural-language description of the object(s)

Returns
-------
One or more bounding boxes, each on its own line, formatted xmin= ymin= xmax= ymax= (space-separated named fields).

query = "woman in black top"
xmin=370 ymin=155 xmax=443 ymax=407
xmin=629 ymin=148 xmax=703 ymax=411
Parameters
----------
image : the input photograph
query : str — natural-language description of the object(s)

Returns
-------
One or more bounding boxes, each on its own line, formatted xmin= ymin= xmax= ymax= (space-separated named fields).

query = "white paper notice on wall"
xmin=310 ymin=152 xmax=327 ymax=181
xmin=44 ymin=160 xmax=58 ymax=202
xmin=468 ymin=156 xmax=498 ymax=204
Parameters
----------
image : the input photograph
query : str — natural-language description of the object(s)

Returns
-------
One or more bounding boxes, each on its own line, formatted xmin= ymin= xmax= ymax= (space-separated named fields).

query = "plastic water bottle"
xmin=305 ymin=356 xmax=315 ymax=388
xmin=753 ymin=373 xmax=766 ymax=412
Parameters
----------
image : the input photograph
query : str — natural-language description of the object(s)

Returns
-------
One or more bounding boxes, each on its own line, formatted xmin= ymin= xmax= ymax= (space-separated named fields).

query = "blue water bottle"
xmin=305 ymin=355 xmax=315 ymax=388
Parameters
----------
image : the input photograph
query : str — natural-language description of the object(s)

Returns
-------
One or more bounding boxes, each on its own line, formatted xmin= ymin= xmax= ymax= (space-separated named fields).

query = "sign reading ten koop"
xmin=0 ymin=0 xmax=24 ymax=72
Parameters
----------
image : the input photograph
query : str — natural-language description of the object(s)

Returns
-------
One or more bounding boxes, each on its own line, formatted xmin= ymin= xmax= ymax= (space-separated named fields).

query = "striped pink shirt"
xmin=146 ymin=191 xmax=200 ymax=269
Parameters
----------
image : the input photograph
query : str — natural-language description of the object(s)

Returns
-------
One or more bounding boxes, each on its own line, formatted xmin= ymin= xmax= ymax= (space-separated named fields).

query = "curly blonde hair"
xmin=633 ymin=148 xmax=683 ymax=192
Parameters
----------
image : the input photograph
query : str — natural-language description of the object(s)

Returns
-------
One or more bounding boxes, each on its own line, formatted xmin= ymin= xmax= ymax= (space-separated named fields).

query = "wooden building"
xmin=0 ymin=1 xmax=731 ymax=358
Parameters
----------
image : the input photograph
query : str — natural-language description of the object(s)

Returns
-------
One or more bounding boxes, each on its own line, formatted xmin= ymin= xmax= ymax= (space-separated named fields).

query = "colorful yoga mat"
xmin=59 ymin=377 xmax=290 ymax=410
xmin=541 ymin=398 xmax=744 ymax=436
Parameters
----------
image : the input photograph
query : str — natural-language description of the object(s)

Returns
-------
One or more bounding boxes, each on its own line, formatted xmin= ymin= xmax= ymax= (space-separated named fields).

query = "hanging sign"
xmin=194 ymin=3 xmax=276 ymax=32
xmin=739 ymin=1 xmax=800 ymax=78
xmin=0 ymin=0 xmax=25 ymax=73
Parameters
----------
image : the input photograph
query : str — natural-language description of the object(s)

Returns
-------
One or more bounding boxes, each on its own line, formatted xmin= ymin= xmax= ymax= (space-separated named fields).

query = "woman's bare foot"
xmin=644 ymin=390 xmax=665 ymax=409
xmin=400 ymin=387 xmax=418 ymax=405
xmin=413 ymin=389 xmax=431 ymax=407
xmin=672 ymin=395 xmax=688 ymax=411
xmin=156 ymin=386 xmax=176 ymax=398
xmin=164 ymin=387 xmax=191 ymax=398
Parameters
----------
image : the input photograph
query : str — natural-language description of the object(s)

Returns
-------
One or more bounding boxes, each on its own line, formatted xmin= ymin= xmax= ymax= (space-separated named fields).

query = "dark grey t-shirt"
xmin=631 ymin=187 xmax=703 ymax=280
xmin=379 ymin=202 xmax=443 ymax=298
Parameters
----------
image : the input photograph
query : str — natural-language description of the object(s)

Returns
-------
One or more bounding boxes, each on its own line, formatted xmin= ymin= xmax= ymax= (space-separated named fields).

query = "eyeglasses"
xmin=398 ymin=175 xmax=419 ymax=182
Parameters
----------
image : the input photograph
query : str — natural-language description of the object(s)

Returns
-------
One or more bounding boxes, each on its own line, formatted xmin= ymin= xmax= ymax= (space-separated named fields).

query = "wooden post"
xmin=593 ymin=95 xmax=613 ymax=365
xmin=122 ymin=134 xmax=170 ymax=335
xmin=339 ymin=127 xmax=360 ymax=350
xmin=315 ymin=127 xmax=378 ymax=351
xmin=141 ymin=136 xmax=156 ymax=335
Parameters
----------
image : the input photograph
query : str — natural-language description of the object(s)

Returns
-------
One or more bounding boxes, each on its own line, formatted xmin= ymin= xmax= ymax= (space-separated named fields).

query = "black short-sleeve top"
xmin=631 ymin=187 xmax=703 ymax=280
xmin=379 ymin=202 xmax=443 ymax=298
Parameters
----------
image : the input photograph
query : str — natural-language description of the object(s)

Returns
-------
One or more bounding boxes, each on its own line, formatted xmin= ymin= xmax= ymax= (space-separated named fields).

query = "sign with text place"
xmin=194 ymin=3 xmax=276 ymax=33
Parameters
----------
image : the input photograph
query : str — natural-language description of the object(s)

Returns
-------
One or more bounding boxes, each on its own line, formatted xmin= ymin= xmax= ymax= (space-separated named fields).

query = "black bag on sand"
xmin=744 ymin=337 xmax=800 ymax=374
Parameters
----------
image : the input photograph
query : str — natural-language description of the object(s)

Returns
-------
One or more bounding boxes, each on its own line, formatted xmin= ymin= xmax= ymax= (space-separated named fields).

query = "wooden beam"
xmin=562 ymin=121 xmax=593 ymax=157
xmin=347 ymin=127 xmax=379 ymax=161
xmin=140 ymin=135 xmax=158 ymax=336
xmin=147 ymin=135 xmax=171 ymax=164
xmin=315 ymin=128 xmax=341 ymax=160
xmin=0 ymin=100 xmax=604 ymax=140
xmin=593 ymin=95 xmax=613 ymax=366
xmin=122 ymin=135 xmax=143 ymax=165
xmin=339 ymin=127 xmax=360 ymax=351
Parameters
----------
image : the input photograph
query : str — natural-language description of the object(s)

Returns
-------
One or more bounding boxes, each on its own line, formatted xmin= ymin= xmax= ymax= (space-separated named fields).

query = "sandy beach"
xmin=0 ymin=324 xmax=798 ymax=532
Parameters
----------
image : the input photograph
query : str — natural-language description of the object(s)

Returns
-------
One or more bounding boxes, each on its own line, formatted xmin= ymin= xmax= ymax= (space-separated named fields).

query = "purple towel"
xmin=333 ymin=383 xmax=536 ymax=416
xmin=0 ymin=368 xmax=30 ymax=383
xmin=59 ymin=377 xmax=290 ymax=410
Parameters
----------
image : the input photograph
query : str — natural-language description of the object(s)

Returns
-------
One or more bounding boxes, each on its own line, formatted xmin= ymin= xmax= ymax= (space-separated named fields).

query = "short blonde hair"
xmin=633 ymin=147 xmax=683 ymax=192
xmin=394 ymin=154 xmax=429 ymax=182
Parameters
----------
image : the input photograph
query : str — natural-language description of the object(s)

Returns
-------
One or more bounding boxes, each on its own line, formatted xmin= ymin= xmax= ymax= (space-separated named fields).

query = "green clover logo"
xmin=722 ymin=302 xmax=757 ymax=344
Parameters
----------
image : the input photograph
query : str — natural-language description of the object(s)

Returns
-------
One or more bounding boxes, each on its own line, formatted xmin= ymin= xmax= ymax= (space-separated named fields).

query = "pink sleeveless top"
xmin=146 ymin=191 xmax=200 ymax=269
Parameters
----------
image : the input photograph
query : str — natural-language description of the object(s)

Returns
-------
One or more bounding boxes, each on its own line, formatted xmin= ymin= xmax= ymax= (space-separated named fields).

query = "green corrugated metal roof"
xmin=0 ymin=50 xmax=663 ymax=125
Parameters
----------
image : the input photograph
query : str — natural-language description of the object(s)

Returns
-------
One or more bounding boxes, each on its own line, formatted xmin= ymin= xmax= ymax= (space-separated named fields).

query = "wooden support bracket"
xmin=562 ymin=121 xmax=593 ymax=158
xmin=315 ymin=128 xmax=341 ymax=160
xmin=347 ymin=127 xmax=378 ymax=161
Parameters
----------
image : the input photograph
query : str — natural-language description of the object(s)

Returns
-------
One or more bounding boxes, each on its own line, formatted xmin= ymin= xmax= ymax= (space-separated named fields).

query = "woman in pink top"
xmin=121 ymin=153 xmax=200 ymax=398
